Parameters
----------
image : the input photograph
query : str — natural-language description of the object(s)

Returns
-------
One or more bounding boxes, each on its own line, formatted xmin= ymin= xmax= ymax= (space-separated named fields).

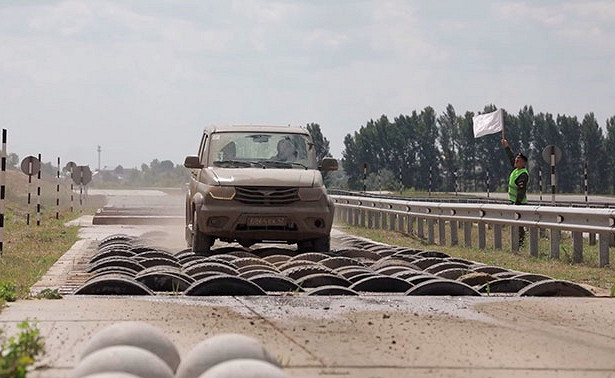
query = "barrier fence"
xmin=331 ymin=194 xmax=614 ymax=267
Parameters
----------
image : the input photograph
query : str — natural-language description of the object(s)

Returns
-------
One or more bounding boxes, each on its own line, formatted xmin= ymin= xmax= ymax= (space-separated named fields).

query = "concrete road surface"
xmin=0 ymin=189 xmax=614 ymax=378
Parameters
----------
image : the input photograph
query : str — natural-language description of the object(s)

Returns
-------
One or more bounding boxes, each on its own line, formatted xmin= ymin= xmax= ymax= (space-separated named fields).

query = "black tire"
xmin=192 ymin=211 xmax=213 ymax=255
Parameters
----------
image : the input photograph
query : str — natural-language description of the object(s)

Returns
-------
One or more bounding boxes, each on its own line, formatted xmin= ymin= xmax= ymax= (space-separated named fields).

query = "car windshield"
xmin=208 ymin=132 xmax=317 ymax=169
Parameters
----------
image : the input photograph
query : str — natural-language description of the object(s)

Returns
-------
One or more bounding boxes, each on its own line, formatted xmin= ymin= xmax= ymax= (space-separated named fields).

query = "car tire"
xmin=192 ymin=211 xmax=213 ymax=255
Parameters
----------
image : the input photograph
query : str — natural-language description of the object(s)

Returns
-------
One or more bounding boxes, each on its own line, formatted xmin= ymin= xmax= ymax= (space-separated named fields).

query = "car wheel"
xmin=312 ymin=235 xmax=330 ymax=252
xmin=192 ymin=211 xmax=213 ymax=255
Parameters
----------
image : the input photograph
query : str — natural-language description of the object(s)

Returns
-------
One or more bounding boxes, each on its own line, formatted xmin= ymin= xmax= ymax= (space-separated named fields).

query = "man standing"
xmin=502 ymin=138 xmax=529 ymax=246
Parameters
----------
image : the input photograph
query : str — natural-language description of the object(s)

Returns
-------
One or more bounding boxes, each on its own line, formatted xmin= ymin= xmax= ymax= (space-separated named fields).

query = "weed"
xmin=0 ymin=320 xmax=46 ymax=378
xmin=276 ymin=354 xmax=291 ymax=368
xmin=611 ymin=284 xmax=615 ymax=297
xmin=0 ymin=282 xmax=17 ymax=302
xmin=34 ymin=289 xmax=62 ymax=300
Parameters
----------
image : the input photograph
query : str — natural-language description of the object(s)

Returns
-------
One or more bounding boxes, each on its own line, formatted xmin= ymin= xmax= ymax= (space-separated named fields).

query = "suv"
xmin=184 ymin=125 xmax=338 ymax=255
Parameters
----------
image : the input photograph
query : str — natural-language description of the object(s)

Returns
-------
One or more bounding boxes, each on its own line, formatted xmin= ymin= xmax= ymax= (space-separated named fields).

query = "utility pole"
xmin=97 ymin=145 xmax=101 ymax=171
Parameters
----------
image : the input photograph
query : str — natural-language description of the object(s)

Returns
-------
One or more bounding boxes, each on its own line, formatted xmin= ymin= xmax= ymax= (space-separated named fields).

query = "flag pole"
xmin=500 ymin=109 xmax=506 ymax=140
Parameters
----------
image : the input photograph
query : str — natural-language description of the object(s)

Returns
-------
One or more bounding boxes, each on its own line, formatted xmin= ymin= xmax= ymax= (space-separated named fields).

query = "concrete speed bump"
xmin=406 ymin=279 xmax=481 ymax=296
xmin=248 ymin=273 xmax=303 ymax=292
xmin=335 ymin=248 xmax=381 ymax=260
xmin=175 ymin=334 xmax=280 ymax=378
xmin=305 ymin=285 xmax=359 ymax=296
xmin=197 ymin=358 xmax=289 ymax=378
xmin=72 ymin=345 xmax=174 ymax=378
xmin=184 ymin=275 xmax=267 ymax=296
xmin=75 ymin=275 xmax=155 ymax=295
xmin=518 ymin=279 xmax=595 ymax=297
xmin=295 ymin=273 xmax=351 ymax=288
xmin=478 ymin=278 xmax=533 ymax=294
xmin=284 ymin=265 xmax=335 ymax=280
xmin=80 ymin=322 xmax=181 ymax=373
xmin=320 ymin=256 xmax=366 ymax=269
xmin=350 ymin=275 xmax=413 ymax=293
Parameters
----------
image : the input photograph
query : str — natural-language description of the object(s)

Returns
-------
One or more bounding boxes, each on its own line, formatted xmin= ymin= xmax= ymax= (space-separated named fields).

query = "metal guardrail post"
xmin=417 ymin=217 xmax=424 ymax=239
xmin=478 ymin=222 xmax=486 ymax=249
xmin=450 ymin=220 xmax=458 ymax=246
xmin=493 ymin=224 xmax=502 ymax=249
xmin=550 ymin=230 xmax=561 ymax=259
xmin=407 ymin=216 xmax=414 ymax=235
xmin=511 ymin=226 xmax=520 ymax=252
xmin=529 ymin=227 xmax=539 ymax=257
xmin=382 ymin=211 xmax=388 ymax=230
xmin=463 ymin=222 xmax=471 ymax=247
xmin=599 ymin=233 xmax=610 ymax=267
xmin=427 ymin=219 xmax=435 ymax=244
xmin=438 ymin=219 xmax=446 ymax=245
xmin=573 ymin=232 xmax=583 ymax=263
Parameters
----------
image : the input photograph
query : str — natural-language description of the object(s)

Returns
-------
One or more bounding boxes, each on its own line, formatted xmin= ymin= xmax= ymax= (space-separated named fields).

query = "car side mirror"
xmin=319 ymin=157 xmax=338 ymax=171
xmin=184 ymin=155 xmax=203 ymax=169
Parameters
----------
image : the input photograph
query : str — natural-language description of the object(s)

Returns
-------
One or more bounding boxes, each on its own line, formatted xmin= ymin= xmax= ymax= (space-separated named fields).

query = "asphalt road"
xmin=1 ymin=189 xmax=614 ymax=378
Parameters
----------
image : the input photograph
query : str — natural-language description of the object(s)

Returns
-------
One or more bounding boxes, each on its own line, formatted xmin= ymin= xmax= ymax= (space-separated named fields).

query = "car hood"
xmin=209 ymin=167 xmax=316 ymax=187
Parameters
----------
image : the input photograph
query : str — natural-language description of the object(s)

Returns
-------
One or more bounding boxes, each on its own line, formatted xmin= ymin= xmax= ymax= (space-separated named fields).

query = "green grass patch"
xmin=0 ymin=206 xmax=80 ymax=300
xmin=341 ymin=223 xmax=615 ymax=290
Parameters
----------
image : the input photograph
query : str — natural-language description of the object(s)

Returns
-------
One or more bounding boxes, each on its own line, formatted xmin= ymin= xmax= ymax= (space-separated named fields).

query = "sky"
xmin=1 ymin=0 xmax=614 ymax=170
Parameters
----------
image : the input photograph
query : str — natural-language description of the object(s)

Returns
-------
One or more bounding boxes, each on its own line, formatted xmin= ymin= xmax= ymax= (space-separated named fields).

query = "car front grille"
xmin=235 ymin=186 xmax=299 ymax=205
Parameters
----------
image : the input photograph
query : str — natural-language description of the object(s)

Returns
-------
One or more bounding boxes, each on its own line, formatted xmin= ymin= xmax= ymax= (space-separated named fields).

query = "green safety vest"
xmin=508 ymin=168 xmax=529 ymax=204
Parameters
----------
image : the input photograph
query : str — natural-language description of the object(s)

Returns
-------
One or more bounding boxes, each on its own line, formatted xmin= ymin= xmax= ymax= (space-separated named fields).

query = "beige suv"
xmin=184 ymin=125 xmax=338 ymax=255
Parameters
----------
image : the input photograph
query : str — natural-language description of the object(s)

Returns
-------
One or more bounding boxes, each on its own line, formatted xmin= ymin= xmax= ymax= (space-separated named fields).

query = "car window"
xmin=208 ymin=132 xmax=316 ymax=168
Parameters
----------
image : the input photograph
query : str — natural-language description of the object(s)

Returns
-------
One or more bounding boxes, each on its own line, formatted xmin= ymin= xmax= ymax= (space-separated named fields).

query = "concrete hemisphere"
xmin=175 ymin=334 xmax=280 ymax=378
xmin=517 ymin=279 xmax=595 ymax=297
xmin=73 ymin=345 xmax=174 ymax=378
xmin=305 ymin=285 xmax=359 ymax=296
xmin=184 ymin=275 xmax=267 ymax=296
xmin=80 ymin=321 xmax=181 ymax=373
xmin=197 ymin=359 xmax=289 ymax=378
xmin=74 ymin=275 xmax=155 ymax=296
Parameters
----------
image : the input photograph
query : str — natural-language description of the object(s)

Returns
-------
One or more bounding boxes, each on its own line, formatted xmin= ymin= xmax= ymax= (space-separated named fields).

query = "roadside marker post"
xmin=56 ymin=157 xmax=60 ymax=219
xmin=0 ymin=129 xmax=6 ymax=256
xmin=20 ymin=155 xmax=41 ymax=227
xmin=36 ymin=153 xmax=41 ymax=226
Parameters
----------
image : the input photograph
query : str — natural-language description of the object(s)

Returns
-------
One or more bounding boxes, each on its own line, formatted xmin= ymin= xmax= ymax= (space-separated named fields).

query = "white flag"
xmin=473 ymin=109 xmax=503 ymax=138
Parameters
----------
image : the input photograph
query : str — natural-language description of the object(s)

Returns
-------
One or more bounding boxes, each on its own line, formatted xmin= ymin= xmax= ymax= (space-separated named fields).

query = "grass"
xmin=340 ymin=221 xmax=615 ymax=290
xmin=0 ymin=207 xmax=80 ymax=300
xmin=0 ymin=169 xmax=106 ymax=303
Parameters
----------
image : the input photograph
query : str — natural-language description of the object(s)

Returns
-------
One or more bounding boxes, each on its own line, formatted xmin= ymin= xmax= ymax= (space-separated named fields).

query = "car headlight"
xmin=298 ymin=187 xmax=324 ymax=201
xmin=208 ymin=186 xmax=236 ymax=200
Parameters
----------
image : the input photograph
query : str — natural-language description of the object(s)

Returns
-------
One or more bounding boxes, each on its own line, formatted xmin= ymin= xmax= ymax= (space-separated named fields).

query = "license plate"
xmin=247 ymin=216 xmax=287 ymax=226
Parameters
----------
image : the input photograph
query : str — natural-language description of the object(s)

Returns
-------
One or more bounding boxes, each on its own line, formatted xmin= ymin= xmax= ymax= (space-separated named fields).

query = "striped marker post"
xmin=27 ymin=161 xmax=32 ymax=226
xmin=428 ymin=166 xmax=432 ymax=197
xmin=0 ymin=129 xmax=6 ymax=256
xmin=36 ymin=153 xmax=41 ymax=226
xmin=550 ymin=146 xmax=556 ymax=205
xmin=584 ymin=161 xmax=589 ymax=206
xmin=486 ymin=169 xmax=490 ymax=198
xmin=56 ymin=157 xmax=60 ymax=219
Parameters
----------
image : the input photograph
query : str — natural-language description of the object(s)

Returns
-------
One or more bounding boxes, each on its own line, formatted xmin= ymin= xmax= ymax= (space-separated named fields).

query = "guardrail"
xmin=330 ymin=194 xmax=615 ymax=267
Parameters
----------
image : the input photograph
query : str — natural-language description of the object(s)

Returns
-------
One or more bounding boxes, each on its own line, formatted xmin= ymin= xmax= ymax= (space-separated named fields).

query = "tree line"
xmin=341 ymin=105 xmax=615 ymax=194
